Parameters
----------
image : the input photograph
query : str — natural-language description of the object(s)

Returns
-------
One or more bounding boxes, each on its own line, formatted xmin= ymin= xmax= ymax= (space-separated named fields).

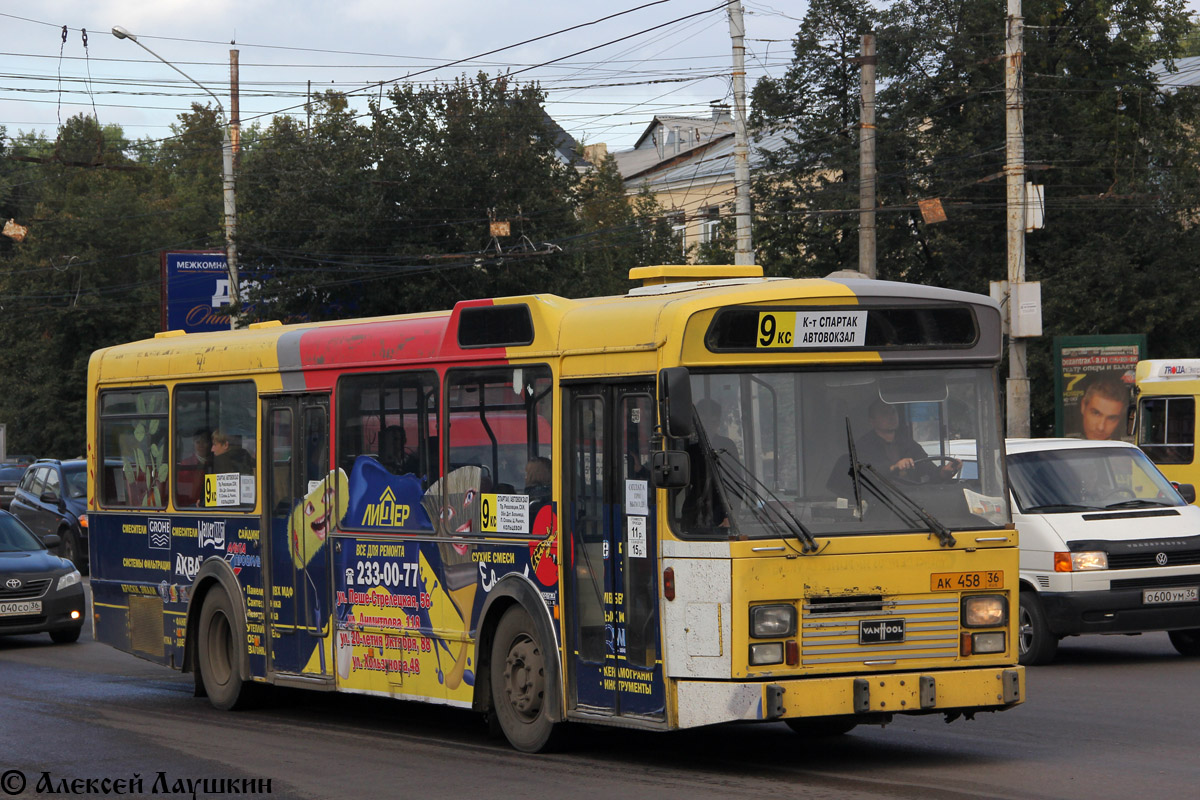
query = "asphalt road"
xmin=1 ymin=598 xmax=1197 ymax=800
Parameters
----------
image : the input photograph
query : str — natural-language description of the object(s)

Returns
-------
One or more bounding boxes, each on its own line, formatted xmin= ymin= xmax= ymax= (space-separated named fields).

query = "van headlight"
xmin=750 ymin=604 xmax=796 ymax=638
xmin=1055 ymin=551 xmax=1108 ymax=572
xmin=962 ymin=594 xmax=1007 ymax=627
xmin=57 ymin=570 xmax=82 ymax=591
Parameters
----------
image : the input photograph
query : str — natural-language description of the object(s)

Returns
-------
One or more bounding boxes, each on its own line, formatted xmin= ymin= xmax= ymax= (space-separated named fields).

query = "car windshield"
xmin=0 ymin=514 xmax=45 ymax=551
xmin=669 ymin=366 xmax=1009 ymax=538
xmin=62 ymin=465 xmax=87 ymax=499
xmin=1007 ymin=446 xmax=1185 ymax=512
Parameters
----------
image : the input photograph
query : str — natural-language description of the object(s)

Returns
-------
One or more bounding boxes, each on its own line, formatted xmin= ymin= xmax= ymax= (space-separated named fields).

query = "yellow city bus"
xmin=1135 ymin=359 xmax=1200 ymax=501
xmin=87 ymin=265 xmax=1023 ymax=752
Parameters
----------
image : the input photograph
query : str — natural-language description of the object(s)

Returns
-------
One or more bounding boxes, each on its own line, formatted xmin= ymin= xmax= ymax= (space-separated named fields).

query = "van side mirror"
xmin=1174 ymin=482 xmax=1196 ymax=504
xmin=651 ymin=450 xmax=691 ymax=488
xmin=659 ymin=367 xmax=694 ymax=439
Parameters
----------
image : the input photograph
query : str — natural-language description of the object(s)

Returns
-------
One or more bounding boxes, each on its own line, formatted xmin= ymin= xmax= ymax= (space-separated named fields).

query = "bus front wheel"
xmin=490 ymin=606 xmax=565 ymax=753
xmin=198 ymin=589 xmax=253 ymax=710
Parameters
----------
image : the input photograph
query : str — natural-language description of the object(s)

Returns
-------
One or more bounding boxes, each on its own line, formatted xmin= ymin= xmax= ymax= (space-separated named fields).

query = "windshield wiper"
xmin=1023 ymin=503 xmax=1098 ymax=513
xmin=709 ymin=447 xmax=820 ymax=553
xmin=843 ymin=418 xmax=956 ymax=547
xmin=1104 ymin=499 xmax=1176 ymax=510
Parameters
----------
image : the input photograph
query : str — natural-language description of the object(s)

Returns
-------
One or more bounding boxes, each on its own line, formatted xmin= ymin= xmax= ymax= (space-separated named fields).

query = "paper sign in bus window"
xmin=627 ymin=515 xmax=647 ymax=558
xmin=626 ymin=480 xmax=649 ymax=515
xmin=480 ymin=493 xmax=529 ymax=533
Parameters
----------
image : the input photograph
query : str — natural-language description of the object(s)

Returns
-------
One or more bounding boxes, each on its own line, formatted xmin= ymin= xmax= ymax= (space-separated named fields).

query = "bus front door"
xmin=263 ymin=395 xmax=334 ymax=681
xmin=566 ymin=383 xmax=665 ymax=721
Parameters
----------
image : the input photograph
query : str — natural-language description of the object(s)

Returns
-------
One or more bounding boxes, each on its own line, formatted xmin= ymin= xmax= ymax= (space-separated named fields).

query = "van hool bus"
xmin=87 ymin=265 xmax=1022 ymax=751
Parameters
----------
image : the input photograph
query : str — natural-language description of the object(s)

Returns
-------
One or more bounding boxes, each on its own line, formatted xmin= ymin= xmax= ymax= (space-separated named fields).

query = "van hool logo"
xmin=148 ymin=518 xmax=171 ymax=550
xmin=860 ymin=619 xmax=906 ymax=644
xmin=198 ymin=520 xmax=226 ymax=550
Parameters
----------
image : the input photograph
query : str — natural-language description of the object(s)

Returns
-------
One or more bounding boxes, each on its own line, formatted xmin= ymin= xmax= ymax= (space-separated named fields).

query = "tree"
xmin=754 ymin=0 xmax=1200 ymax=433
xmin=0 ymin=115 xmax=164 ymax=455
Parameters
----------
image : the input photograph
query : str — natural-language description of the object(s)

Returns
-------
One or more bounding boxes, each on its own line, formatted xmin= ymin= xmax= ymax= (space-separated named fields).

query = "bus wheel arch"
xmin=472 ymin=576 xmax=565 ymax=750
xmin=185 ymin=560 xmax=252 ymax=701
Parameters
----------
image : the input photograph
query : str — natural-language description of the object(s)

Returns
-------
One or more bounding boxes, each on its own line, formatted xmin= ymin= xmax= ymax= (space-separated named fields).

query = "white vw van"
xmin=999 ymin=439 xmax=1200 ymax=665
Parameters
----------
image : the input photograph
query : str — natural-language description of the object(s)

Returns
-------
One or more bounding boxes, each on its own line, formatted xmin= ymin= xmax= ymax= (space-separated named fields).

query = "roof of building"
xmin=620 ymin=127 xmax=792 ymax=189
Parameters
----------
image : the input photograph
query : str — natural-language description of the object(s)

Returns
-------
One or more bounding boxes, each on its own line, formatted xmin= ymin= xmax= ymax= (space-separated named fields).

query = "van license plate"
xmin=1142 ymin=587 xmax=1199 ymax=605
xmin=0 ymin=600 xmax=42 ymax=617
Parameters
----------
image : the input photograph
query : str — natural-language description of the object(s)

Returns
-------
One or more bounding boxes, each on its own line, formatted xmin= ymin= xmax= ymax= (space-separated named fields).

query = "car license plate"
xmin=1142 ymin=587 xmax=1199 ymax=605
xmin=860 ymin=618 xmax=905 ymax=644
xmin=931 ymin=571 xmax=1004 ymax=591
xmin=0 ymin=600 xmax=42 ymax=617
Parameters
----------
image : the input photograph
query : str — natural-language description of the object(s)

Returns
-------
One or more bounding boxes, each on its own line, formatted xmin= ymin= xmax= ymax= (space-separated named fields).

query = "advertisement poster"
xmin=1054 ymin=334 xmax=1147 ymax=441
xmin=160 ymin=250 xmax=234 ymax=333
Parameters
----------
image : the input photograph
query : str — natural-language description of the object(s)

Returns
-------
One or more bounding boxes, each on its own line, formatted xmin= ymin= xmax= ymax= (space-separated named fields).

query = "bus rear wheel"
xmin=490 ymin=606 xmax=564 ymax=753
xmin=198 ymin=588 xmax=254 ymax=710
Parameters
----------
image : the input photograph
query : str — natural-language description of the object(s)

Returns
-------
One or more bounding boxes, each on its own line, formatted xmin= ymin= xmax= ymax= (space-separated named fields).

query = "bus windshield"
xmin=670 ymin=366 xmax=1009 ymax=538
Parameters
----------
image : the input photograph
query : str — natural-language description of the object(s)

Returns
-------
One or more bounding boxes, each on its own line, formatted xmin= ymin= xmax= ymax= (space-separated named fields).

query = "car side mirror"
xmin=651 ymin=450 xmax=690 ymax=489
xmin=43 ymin=533 xmax=61 ymax=548
xmin=1174 ymin=482 xmax=1196 ymax=504
xmin=40 ymin=490 xmax=59 ymax=504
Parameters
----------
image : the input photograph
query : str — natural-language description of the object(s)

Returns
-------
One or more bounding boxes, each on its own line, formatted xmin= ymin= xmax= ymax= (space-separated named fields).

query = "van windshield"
xmin=669 ymin=366 xmax=1009 ymax=538
xmin=1008 ymin=446 xmax=1185 ymax=513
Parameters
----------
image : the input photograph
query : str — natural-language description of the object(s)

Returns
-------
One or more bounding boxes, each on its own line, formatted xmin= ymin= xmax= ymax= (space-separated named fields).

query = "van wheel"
xmin=1168 ymin=629 xmax=1200 ymax=657
xmin=1018 ymin=591 xmax=1057 ymax=666
xmin=198 ymin=589 xmax=255 ymax=709
xmin=490 ymin=606 xmax=565 ymax=753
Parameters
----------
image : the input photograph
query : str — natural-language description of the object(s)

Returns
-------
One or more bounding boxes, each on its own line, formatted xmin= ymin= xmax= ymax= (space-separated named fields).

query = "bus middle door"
xmin=566 ymin=382 xmax=664 ymax=721
xmin=264 ymin=394 xmax=334 ymax=681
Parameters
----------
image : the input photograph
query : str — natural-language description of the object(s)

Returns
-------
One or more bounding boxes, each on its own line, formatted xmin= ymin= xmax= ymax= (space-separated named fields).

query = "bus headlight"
xmin=1055 ymin=551 xmax=1108 ymax=572
xmin=962 ymin=595 xmax=1007 ymax=627
xmin=750 ymin=604 xmax=796 ymax=638
xmin=971 ymin=632 xmax=1006 ymax=654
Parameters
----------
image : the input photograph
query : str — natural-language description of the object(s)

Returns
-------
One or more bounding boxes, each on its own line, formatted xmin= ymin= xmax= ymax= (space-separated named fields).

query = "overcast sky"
xmin=2 ymin=1 xmax=1199 ymax=154
xmin=0 ymin=0 xmax=807 ymax=152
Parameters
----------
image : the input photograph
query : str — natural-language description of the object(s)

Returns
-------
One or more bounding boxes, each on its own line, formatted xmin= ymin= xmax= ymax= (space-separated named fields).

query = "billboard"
xmin=161 ymin=251 xmax=235 ymax=333
xmin=1053 ymin=334 xmax=1147 ymax=441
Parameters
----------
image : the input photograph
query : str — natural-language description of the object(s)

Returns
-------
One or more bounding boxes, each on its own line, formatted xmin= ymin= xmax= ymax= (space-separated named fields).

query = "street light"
xmin=112 ymin=25 xmax=241 ymax=329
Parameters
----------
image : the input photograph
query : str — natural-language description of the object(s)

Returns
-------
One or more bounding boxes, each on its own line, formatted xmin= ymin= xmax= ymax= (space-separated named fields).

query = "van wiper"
xmin=844 ymin=419 xmax=956 ymax=548
xmin=1104 ymin=498 xmax=1175 ymax=510
xmin=710 ymin=447 xmax=819 ymax=553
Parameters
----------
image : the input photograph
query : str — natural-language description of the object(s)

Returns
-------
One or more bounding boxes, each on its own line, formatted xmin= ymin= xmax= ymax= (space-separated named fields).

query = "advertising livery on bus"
xmin=87 ymin=265 xmax=1023 ymax=751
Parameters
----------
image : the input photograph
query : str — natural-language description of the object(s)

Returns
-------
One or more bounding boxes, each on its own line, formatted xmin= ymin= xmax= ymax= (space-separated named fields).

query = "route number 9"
xmin=757 ymin=312 xmax=793 ymax=348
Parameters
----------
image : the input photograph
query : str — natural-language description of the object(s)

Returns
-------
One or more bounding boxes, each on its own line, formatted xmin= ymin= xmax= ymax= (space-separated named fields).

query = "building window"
xmin=700 ymin=206 xmax=721 ymax=244
xmin=667 ymin=212 xmax=686 ymax=255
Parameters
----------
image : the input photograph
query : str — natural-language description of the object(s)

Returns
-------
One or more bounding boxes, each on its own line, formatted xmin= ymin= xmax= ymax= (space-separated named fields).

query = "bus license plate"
xmin=0 ymin=600 xmax=42 ymax=617
xmin=931 ymin=571 xmax=1004 ymax=592
xmin=1142 ymin=587 xmax=1199 ymax=605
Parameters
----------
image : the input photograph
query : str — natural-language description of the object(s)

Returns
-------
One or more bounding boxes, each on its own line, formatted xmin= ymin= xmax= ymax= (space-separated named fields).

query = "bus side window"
xmin=446 ymin=366 xmax=553 ymax=534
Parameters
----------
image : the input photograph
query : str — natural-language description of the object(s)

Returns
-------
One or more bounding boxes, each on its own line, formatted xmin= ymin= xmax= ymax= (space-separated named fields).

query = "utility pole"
xmin=858 ymin=33 xmax=877 ymax=279
xmin=1004 ymin=0 xmax=1029 ymax=437
xmin=728 ymin=0 xmax=754 ymax=265
xmin=225 ymin=49 xmax=241 ymax=328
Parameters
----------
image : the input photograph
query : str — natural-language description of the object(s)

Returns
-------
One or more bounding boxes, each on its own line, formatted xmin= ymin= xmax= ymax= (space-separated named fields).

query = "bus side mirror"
xmin=651 ymin=450 xmax=690 ymax=489
xmin=1174 ymin=482 xmax=1196 ymax=504
xmin=660 ymin=367 xmax=694 ymax=439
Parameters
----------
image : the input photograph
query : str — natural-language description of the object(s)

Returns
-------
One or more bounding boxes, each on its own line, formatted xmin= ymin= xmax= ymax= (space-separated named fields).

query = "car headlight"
xmin=750 ymin=604 xmax=796 ymax=638
xmin=57 ymin=570 xmax=82 ymax=591
xmin=1054 ymin=551 xmax=1108 ymax=572
xmin=962 ymin=594 xmax=1007 ymax=627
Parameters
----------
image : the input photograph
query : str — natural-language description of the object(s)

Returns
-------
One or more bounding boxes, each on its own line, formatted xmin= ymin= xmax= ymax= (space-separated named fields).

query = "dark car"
xmin=0 ymin=463 xmax=26 ymax=510
xmin=0 ymin=510 xmax=85 ymax=643
xmin=9 ymin=459 xmax=88 ymax=572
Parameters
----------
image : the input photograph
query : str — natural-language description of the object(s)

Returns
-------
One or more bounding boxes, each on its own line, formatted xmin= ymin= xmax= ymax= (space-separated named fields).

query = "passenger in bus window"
xmin=379 ymin=425 xmax=417 ymax=475
xmin=177 ymin=429 xmax=212 ymax=506
xmin=211 ymin=430 xmax=254 ymax=475
xmin=525 ymin=456 xmax=552 ymax=506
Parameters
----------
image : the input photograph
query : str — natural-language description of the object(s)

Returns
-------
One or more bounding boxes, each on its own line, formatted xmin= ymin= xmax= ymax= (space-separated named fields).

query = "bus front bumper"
xmin=673 ymin=665 xmax=1024 ymax=730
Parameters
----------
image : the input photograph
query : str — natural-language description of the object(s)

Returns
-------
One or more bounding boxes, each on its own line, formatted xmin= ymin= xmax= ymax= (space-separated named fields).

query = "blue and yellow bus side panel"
xmin=90 ymin=512 xmax=263 ymax=673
